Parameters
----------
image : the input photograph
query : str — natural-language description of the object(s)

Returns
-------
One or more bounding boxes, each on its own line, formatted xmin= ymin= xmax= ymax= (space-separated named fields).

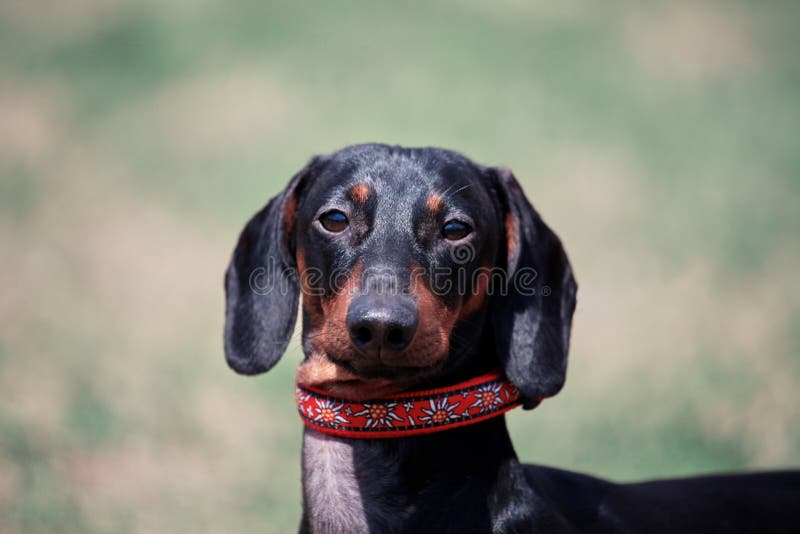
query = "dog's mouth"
xmin=295 ymin=351 xmax=441 ymax=401
xmin=328 ymin=354 xmax=441 ymax=381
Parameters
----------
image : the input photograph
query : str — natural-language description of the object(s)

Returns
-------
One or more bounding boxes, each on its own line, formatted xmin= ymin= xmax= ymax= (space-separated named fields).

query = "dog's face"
xmin=293 ymin=151 xmax=502 ymax=394
xmin=225 ymin=144 xmax=577 ymax=402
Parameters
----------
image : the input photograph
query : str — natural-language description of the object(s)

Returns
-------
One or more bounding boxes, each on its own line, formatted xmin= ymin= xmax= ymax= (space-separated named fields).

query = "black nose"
xmin=346 ymin=295 xmax=418 ymax=360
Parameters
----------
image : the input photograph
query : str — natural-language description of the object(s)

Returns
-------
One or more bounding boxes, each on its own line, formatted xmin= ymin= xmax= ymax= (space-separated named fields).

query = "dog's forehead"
xmin=311 ymin=149 xmax=487 ymax=209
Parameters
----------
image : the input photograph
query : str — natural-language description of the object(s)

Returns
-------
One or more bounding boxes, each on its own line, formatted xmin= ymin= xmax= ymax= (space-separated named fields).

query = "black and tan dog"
xmin=224 ymin=144 xmax=799 ymax=533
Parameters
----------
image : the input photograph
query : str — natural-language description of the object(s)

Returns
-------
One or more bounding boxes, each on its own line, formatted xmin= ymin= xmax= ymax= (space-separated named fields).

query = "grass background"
xmin=1 ymin=0 xmax=799 ymax=532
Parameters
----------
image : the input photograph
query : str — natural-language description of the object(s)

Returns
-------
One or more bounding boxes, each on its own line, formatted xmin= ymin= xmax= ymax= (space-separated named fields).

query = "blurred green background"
xmin=1 ymin=0 xmax=799 ymax=532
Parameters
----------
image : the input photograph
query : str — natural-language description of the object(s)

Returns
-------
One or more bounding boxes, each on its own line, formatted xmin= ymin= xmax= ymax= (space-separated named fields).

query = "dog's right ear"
xmin=224 ymin=156 xmax=326 ymax=375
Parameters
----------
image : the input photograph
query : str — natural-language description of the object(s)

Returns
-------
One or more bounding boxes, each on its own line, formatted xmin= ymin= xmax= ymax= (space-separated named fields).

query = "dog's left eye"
xmin=442 ymin=220 xmax=472 ymax=241
xmin=319 ymin=210 xmax=349 ymax=233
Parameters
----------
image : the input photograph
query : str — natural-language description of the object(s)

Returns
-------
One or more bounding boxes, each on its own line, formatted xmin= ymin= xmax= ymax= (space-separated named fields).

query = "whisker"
xmin=450 ymin=184 xmax=472 ymax=197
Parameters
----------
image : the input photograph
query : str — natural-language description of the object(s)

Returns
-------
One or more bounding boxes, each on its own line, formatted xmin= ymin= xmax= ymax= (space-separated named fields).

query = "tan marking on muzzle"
xmin=295 ymin=261 xmax=403 ymax=399
xmin=317 ymin=261 xmax=363 ymax=361
xmin=404 ymin=265 xmax=457 ymax=367
xmin=458 ymin=267 xmax=490 ymax=319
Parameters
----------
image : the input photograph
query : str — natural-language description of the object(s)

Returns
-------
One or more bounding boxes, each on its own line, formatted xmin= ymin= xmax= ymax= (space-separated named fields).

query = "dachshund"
xmin=224 ymin=143 xmax=799 ymax=533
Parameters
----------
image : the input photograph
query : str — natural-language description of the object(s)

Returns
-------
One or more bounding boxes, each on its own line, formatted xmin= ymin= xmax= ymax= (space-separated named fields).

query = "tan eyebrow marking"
xmin=426 ymin=193 xmax=444 ymax=214
xmin=348 ymin=183 xmax=371 ymax=204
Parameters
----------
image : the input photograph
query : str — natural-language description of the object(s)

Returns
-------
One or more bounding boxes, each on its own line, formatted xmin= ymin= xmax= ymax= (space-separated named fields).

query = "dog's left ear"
xmin=487 ymin=167 xmax=578 ymax=406
xmin=224 ymin=156 xmax=326 ymax=375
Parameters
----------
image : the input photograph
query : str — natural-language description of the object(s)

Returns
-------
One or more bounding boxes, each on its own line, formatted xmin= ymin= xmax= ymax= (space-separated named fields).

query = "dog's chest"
xmin=302 ymin=429 xmax=369 ymax=533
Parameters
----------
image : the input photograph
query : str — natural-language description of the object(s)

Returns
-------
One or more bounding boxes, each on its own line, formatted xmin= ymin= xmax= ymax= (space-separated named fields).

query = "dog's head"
xmin=224 ymin=144 xmax=576 ymax=403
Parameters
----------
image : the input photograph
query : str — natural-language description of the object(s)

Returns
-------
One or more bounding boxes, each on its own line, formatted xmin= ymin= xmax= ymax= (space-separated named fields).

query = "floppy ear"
xmin=488 ymin=167 xmax=577 ymax=406
xmin=224 ymin=157 xmax=324 ymax=375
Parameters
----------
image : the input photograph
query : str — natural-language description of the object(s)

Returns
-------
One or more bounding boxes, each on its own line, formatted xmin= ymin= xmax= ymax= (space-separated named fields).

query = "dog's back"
xmin=526 ymin=465 xmax=800 ymax=533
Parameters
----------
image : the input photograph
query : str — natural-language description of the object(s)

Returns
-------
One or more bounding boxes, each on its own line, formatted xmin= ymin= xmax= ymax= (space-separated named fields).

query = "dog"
xmin=224 ymin=144 xmax=799 ymax=533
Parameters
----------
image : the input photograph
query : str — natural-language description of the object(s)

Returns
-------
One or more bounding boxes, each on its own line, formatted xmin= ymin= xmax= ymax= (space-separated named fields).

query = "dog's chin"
xmin=295 ymin=347 xmax=445 ymax=401
xmin=330 ymin=355 xmax=436 ymax=380
xmin=326 ymin=355 xmax=443 ymax=397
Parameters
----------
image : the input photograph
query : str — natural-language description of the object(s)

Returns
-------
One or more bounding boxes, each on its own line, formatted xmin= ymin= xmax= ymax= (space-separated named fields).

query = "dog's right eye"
xmin=319 ymin=210 xmax=349 ymax=233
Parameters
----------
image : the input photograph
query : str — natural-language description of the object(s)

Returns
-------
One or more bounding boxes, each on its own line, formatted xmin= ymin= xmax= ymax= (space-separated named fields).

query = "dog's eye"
xmin=442 ymin=220 xmax=472 ymax=241
xmin=319 ymin=210 xmax=349 ymax=233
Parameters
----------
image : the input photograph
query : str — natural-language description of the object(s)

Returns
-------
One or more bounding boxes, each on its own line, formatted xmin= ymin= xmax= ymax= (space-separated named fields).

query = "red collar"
xmin=295 ymin=370 xmax=531 ymax=439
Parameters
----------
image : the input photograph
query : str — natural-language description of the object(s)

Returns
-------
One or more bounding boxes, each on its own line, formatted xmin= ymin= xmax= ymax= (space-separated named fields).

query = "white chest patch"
xmin=303 ymin=429 xmax=368 ymax=533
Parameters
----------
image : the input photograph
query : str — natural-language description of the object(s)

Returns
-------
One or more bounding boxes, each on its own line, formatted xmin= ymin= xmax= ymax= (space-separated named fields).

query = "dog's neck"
xmin=299 ymin=333 xmax=524 ymax=532
xmin=301 ymin=414 xmax=519 ymax=533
